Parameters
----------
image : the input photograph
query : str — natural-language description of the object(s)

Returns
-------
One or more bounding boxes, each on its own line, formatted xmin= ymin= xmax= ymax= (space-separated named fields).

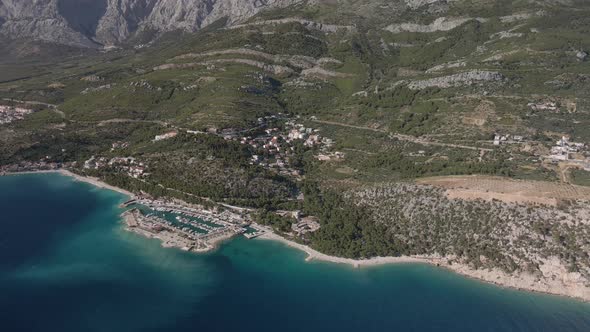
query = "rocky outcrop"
xmin=499 ymin=10 xmax=545 ymax=23
xmin=227 ymin=17 xmax=356 ymax=33
xmin=154 ymin=58 xmax=295 ymax=76
xmin=173 ymin=48 xmax=341 ymax=70
xmin=384 ymin=17 xmax=487 ymax=33
xmin=425 ymin=61 xmax=466 ymax=73
xmin=407 ymin=70 xmax=504 ymax=89
xmin=404 ymin=0 xmax=446 ymax=10
xmin=205 ymin=58 xmax=294 ymax=75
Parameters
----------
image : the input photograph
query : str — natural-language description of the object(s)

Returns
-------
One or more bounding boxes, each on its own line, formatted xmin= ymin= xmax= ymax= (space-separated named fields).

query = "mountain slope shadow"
xmin=57 ymin=0 xmax=108 ymax=37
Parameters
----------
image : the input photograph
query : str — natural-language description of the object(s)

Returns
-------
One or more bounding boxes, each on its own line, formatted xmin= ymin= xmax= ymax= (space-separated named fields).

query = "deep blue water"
xmin=1 ymin=173 xmax=589 ymax=332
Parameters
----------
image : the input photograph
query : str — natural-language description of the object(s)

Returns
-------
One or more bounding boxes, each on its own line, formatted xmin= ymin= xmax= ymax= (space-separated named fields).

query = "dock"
xmin=120 ymin=198 xmax=137 ymax=208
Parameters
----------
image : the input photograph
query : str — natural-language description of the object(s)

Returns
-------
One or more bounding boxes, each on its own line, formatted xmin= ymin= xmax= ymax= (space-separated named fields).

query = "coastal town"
xmin=0 ymin=158 xmax=322 ymax=254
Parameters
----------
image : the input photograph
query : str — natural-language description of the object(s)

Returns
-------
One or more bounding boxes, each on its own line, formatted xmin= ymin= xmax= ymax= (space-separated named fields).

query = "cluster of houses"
xmin=547 ymin=136 xmax=586 ymax=161
xmin=493 ymin=133 xmax=524 ymax=145
xmin=111 ymin=141 xmax=130 ymax=151
xmin=276 ymin=210 xmax=321 ymax=235
xmin=0 ymin=105 xmax=33 ymax=124
xmin=527 ymin=101 xmax=559 ymax=112
xmin=291 ymin=216 xmax=321 ymax=235
xmin=285 ymin=120 xmax=335 ymax=149
xmin=92 ymin=113 xmax=342 ymax=180
xmin=527 ymin=99 xmax=577 ymax=113
xmin=84 ymin=156 xmax=148 ymax=178
xmin=129 ymin=80 xmax=158 ymax=90
xmin=228 ymin=117 xmax=335 ymax=176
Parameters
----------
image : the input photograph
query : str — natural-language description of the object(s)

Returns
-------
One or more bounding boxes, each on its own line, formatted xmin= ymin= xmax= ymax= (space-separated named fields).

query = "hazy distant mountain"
xmin=0 ymin=0 xmax=303 ymax=47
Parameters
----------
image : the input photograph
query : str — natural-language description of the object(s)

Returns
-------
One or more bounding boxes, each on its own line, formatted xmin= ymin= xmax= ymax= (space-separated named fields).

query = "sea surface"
xmin=1 ymin=173 xmax=590 ymax=332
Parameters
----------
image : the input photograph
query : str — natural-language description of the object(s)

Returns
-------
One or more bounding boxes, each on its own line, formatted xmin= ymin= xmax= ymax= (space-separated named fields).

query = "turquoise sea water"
xmin=1 ymin=173 xmax=589 ymax=332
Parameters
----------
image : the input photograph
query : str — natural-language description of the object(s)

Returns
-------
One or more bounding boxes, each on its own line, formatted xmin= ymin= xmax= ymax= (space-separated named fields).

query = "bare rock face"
xmin=385 ymin=16 xmax=487 ymax=33
xmin=94 ymin=0 xmax=159 ymax=45
xmin=407 ymin=70 xmax=505 ymax=89
xmin=138 ymin=0 xmax=302 ymax=37
xmin=0 ymin=0 xmax=303 ymax=47
xmin=0 ymin=0 xmax=96 ymax=47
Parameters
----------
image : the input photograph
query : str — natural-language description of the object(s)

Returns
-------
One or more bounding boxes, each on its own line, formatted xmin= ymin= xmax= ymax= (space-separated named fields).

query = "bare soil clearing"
xmin=417 ymin=175 xmax=590 ymax=205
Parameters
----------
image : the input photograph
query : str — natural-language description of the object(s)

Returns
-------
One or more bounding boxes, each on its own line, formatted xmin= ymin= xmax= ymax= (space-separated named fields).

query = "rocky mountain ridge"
xmin=0 ymin=0 xmax=304 ymax=47
xmin=0 ymin=0 xmax=572 ymax=48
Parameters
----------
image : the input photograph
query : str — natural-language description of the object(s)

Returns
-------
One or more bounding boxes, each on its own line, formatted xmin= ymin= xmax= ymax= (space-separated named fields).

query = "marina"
xmin=121 ymin=198 xmax=263 ymax=252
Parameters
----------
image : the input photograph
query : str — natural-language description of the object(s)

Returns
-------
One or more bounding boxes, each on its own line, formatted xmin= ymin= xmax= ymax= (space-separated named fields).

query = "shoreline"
xmin=257 ymin=232 xmax=429 ymax=267
xmin=2 ymin=169 xmax=133 ymax=197
xmin=3 ymin=170 xmax=589 ymax=303
xmin=257 ymin=232 xmax=590 ymax=303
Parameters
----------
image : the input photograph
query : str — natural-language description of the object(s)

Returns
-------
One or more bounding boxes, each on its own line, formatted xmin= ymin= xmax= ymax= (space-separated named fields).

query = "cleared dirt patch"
xmin=417 ymin=175 xmax=590 ymax=205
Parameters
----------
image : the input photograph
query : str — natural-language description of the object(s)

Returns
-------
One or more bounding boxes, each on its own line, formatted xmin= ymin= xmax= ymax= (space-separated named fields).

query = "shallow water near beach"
xmin=1 ymin=173 xmax=590 ymax=332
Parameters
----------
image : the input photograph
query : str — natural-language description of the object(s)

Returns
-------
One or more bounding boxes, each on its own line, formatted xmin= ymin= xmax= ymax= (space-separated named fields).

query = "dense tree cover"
xmin=96 ymin=171 xmax=215 ymax=209
xmin=301 ymin=181 xmax=403 ymax=258
xmin=261 ymin=29 xmax=327 ymax=58
xmin=144 ymin=133 xmax=297 ymax=206
xmin=253 ymin=209 xmax=295 ymax=233
xmin=394 ymin=101 xmax=439 ymax=136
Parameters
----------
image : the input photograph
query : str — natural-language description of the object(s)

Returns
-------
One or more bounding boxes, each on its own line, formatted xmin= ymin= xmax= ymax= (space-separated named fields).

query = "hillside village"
xmin=0 ymin=105 xmax=33 ymax=124
xmin=148 ymin=114 xmax=339 ymax=177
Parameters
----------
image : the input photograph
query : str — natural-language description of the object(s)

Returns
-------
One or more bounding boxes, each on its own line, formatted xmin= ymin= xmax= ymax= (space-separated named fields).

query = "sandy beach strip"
xmin=2 ymin=169 xmax=134 ymax=197
xmin=257 ymin=232 xmax=432 ymax=267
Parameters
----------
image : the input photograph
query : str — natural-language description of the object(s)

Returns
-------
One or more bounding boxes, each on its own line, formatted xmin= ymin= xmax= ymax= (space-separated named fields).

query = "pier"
xmin=120 ymin=198 xmax=137 ymax=208
xmin=243 ymin=223 xmax=268 ymax=239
